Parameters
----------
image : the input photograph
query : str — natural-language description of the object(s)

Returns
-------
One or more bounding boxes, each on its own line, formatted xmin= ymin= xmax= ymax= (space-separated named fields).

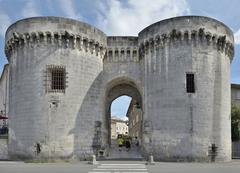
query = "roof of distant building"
xmin=231 ymin=83 xmax=240 ymax=89
xmin=111 ymin=116 xmax=128 ymax=123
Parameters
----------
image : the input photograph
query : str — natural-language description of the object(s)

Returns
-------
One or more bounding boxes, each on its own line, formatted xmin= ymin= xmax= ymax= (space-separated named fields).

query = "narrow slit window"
xmin=186 ymin=73 xmax=195 ymax=93
xmin=115 ymin=50 xmax=119 ymax=57
xmin=127 ymin=50 xmax=131 ymax=57
xmin=108 ymin=50 xmax=113 ymax=57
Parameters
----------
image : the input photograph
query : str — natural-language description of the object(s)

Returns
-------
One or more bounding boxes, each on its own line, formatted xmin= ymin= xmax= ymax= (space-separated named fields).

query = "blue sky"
xmin=1 ymin=0 xmax=240 ymax=119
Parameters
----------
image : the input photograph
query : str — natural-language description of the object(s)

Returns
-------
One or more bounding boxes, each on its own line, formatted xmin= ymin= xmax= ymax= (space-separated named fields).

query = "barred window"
xmin=46 ymin=65 xmax=66 ymax=93
xmin=186 ymin=73 xmax=195 ymax=93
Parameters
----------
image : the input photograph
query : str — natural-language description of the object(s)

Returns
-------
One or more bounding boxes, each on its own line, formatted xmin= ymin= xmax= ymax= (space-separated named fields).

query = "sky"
xmin=1 ymin=0 xmax=240 ymax=119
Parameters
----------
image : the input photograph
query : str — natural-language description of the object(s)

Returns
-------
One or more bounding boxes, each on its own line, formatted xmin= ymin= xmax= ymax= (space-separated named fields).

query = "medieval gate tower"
xmin=4 ymin=16 xmax=234 ymax=161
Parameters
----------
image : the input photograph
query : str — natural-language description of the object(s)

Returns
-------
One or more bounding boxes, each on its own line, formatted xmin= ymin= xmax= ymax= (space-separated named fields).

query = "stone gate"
xmin=4 ymin=16 xmax=234 ymax=161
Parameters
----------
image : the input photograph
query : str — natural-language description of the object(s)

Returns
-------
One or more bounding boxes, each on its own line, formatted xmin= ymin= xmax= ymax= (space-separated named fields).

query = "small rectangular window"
xmin=186 ymin=73 xmax=195 ymax=93
xmin=121 ymin=50 xmax=124 ymax=56
xmin=51 ymin=69 xmax=65 ymax=90
xmin=46 ymin=65 xmax=66 ymax=93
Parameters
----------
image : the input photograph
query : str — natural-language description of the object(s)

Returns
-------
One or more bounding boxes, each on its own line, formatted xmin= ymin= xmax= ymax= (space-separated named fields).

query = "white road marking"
xmin=98 ymin=166 xmax=146 ymax=168
xmin=115 ymin=172 xmax=148 ymax=173
xmin=101 ymin=164 xmax=145 ymax=166
xmin=89 ymin=163 xmax=148 ymax=173
xmin=88 ymin=172 xmax=111 ymax=173
xmin=94 ymin=168 xmax=147 ymax=171
xmin=89 ymin=172 xmax=148 ymax=173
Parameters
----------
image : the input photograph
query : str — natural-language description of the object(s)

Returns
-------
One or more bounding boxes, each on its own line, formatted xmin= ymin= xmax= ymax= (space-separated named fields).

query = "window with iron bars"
xmin=46 ymin=65 xmax=66 ymax=93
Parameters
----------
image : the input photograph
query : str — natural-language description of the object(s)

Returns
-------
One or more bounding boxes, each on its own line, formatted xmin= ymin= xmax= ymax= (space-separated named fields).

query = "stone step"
xmin=106 ymin=140 xmax=144 ymax=160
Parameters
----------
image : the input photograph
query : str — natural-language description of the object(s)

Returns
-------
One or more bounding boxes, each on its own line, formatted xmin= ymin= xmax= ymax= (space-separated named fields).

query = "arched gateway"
xmin=4 ymin=16 xmax=234 ymax=161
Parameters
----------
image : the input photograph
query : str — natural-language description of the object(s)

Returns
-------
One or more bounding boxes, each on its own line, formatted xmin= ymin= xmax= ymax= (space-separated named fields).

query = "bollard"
xmin=92 ymin=155 xmax=99 ymax=165
xmin=148 ymin=154 xmax=155 ymax=165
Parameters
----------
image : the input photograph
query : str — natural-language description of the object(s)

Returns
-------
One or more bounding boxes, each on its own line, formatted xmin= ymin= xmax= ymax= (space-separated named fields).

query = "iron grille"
xmin=46 ymin=65 xmax=66 ymax=93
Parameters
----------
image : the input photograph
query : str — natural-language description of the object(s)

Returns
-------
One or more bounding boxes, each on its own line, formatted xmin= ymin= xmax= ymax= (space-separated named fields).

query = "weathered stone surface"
xmin=0 ymin=138 xmax=8 ymax=160
xmin=4 ymin=16 xmax=234 ymax=161
xmin=138 ymin=16 xmax=233 ymax=162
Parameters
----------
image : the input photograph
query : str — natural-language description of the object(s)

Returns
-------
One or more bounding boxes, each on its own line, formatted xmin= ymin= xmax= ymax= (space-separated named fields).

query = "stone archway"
xmin=104 ymin=78 xmax=143 ymax=159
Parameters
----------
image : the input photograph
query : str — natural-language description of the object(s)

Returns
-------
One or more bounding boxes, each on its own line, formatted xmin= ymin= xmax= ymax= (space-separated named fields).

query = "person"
xmin=125 ymin=137 xmax=131 ymax=152
xmin=117 ymin=137 xmax=124 ymax=151
xmin=36 ymin=143 xmax=41 ymax=154
xmin=34 ymin=142 xmax=41 ymax=156
xmin=134 ymin=137 xmax=139 ymax=146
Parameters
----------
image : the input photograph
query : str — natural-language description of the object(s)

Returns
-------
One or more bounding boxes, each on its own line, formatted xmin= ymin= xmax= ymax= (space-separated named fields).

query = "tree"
xmin=231 ymin=104 xmax=240 ymax=141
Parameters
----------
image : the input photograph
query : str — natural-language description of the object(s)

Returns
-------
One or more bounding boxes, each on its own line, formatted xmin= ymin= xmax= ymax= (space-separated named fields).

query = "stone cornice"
xmin=139 ymin=28 xmax=234 ymax=60
xmin=5 ymin=31 xmax=107 ymax=59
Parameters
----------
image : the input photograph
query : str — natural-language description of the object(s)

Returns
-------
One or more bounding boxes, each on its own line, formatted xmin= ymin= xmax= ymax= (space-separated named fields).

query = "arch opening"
xmin=104 ymin=81 xmax=143 ymax=159
xmin=110 ymin=96 xmax=131 ymax=139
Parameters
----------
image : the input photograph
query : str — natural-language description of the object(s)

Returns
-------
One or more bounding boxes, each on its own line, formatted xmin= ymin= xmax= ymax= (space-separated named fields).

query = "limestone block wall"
xmin=0 ymin=138 xmax=8 ymax=160
xmin=5 ymin=17 xmax=106 ymax=160
xmin=139 ymin=16 xmax=234 ymax=161
xmin=0 ymin=64 xmax=9 ymax=119
xmin=102 ymin=37 xmax=143 ymax=148
xmin=104 ymin=37 xmax=142 ymax=84
xmin=127 ymin=100 xmax=143 ymax=140
xmin=3 ymin=16 xmax=234 ymax=162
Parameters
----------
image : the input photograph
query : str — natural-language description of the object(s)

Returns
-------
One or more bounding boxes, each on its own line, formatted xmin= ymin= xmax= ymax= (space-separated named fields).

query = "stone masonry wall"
xmin=0 ymin=138 xmax=8 ymax=160
xmin=139 ymin=16 xmax=233 ymax=161
xmin=3 ymin=16 xmax=234 ymax=162
xmin=101 ymin=37 xmax=143 ymax=150
xmin=5 ymin=17 xmax=106 ymax=160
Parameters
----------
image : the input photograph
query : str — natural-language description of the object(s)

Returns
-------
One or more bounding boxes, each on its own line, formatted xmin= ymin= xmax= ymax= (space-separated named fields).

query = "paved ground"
xmin=106 ymin=139 xmax=143 ymax=160
xmin=89 ymin=162 xmax=147 ymax=173
xmin=1 ymin=160 xmax=240 ymax=173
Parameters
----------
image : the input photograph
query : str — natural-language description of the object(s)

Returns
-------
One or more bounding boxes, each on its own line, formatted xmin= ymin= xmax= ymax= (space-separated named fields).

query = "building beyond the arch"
xmin=0 ymin=16 xmax=235 ymax=162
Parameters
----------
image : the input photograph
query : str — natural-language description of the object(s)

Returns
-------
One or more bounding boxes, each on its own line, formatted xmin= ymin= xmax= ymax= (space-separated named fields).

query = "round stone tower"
xmin=139 ymin=16 xmax=234 ymax=161
xmin=5 ymin=17 xmax=107 ymax=159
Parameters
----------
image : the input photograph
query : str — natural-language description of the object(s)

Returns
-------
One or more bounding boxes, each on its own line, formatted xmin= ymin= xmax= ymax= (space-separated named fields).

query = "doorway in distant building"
xmin=104 ymin=78 xmax=143 ymax=159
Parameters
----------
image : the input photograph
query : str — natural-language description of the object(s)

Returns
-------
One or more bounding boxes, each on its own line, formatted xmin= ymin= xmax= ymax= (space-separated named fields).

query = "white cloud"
xmin=59 ymin=0 xmax=82 ymax=20
xmin=22 ymin=0 xmax=41 ymax=18
xmin=234 ymin=29 xmax=240 ymax=44
xmin=0 ymin=13 xmax=11 ymax=38
xmin=96 ymin=0 xmax=190 ymax=36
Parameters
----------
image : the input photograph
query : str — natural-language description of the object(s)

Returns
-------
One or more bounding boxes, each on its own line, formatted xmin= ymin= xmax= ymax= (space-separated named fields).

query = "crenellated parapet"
xmin=105 ymin=36 xmax=139 ymax=62
xmin=5 ymin=31 xmax=107 ymax=59
xmin=139 ymin=28 xmax=234 ymax=60
xmin=106 ymin=47 xmax=139 ymax=62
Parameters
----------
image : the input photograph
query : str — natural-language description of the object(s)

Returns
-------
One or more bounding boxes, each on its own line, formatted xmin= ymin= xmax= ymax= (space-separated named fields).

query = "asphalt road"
xmin=1 ymin=160 xmax=240 ymax=173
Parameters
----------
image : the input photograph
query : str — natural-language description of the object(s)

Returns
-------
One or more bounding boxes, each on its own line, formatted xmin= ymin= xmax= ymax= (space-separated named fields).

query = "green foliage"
xmin=231 ymin=104 xmax=240 ymax=141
